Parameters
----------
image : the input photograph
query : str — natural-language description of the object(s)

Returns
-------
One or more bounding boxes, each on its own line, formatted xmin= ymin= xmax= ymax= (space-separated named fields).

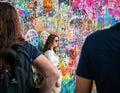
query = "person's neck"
xmin=51 ymin=46 xmax=54 ymax=50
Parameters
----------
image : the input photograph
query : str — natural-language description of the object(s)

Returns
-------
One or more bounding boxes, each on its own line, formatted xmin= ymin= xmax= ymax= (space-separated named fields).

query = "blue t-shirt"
xmin=23 ymin=41 xmax=41 ymax=60
xmin=76 ymin=23 xmax=120 ymax=93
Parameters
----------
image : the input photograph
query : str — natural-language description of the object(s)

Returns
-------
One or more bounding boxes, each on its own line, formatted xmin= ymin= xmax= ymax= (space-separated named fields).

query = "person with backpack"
xmin=0 ymin=2 xmax=59 ymax=93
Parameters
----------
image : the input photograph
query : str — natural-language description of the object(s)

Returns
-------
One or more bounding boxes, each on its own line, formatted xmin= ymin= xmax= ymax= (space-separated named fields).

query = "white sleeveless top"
xmin=44 ymin=49 xmax=59 ymax=66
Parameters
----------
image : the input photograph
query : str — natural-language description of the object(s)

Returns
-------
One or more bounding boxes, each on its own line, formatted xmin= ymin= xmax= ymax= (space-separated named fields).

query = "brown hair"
xmin=0 ymin=2 xmax=24 ymax=70
xmin=43 ymin=34 xmax=59 ymax=53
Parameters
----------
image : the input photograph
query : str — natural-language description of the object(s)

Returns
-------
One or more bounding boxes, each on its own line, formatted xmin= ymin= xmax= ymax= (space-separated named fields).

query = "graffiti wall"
xmin=9 ymin=0 xmax=120 ymax=93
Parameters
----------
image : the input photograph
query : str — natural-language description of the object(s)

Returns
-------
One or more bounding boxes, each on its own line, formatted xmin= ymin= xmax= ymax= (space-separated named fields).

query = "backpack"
xmin=0 ymin=44 xmax=39 ymax=93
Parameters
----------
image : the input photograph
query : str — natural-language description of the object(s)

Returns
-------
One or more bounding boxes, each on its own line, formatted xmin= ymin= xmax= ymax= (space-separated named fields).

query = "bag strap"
xmin=12 ymin=44 xmax=32 ymax=61
xmin=12 ymin=44 xmax=35 ymax=88
xmin=4 ymin=44 xmax=33 ymax=80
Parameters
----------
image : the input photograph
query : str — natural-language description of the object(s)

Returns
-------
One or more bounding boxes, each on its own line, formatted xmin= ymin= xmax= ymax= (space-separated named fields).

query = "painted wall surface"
xmin=9 ymin=0 xmax=120 ymax=93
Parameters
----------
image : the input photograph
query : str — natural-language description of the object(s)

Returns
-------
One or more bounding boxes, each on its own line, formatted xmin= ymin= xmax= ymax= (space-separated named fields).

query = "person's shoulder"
xmin=23 ymin=41 xmax=42 ymax=60
xmin=23 ymin=41 xmax=36 ymax=48
xmin=23 ymin=41 xmax=32 ymax=46
xmin=88 ymin=23 xmax=120 ymax=40
xmin=85 ymin=30 xmax=106 ymax=44
xmin=44 ymin=50 xmax=51 ymax=54
xmin=23 ymin=41 xmax=36 ymax=52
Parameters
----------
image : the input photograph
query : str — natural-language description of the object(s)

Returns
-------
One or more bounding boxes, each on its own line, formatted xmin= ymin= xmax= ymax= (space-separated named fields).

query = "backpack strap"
xmin=12 ymin=44 xmax=33 ymax=75
xmin=4 ymin=48 xmax=17 ymax=57
xmin=12 ymin=44 xmax=37 ymax=91
xmin=12 ymin=44 xmax=32 ymax=61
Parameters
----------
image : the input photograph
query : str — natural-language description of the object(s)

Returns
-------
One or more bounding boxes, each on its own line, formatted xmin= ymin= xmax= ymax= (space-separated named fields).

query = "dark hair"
xmin=0 ymin=2 xmax=24 ymax=69
xmin=43 ymin=34 xmax=59 ymax=53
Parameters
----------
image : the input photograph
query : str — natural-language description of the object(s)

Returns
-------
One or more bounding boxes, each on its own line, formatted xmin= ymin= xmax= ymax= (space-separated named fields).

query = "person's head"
xmin=0 ymin=2 xmax=24 ymax=50
xmin=0 ymin=2 xmax=24 ymax=69
xmin=43 ymin=34 xmax=59 ymax=53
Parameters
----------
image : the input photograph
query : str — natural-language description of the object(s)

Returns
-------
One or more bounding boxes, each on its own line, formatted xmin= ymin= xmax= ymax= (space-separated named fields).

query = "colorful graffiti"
xmin=9 ymin=0 xmax=120 ymax=93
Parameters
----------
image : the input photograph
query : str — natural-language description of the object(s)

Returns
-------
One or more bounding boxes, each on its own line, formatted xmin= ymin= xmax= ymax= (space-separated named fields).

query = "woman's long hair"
xmin=0 ymin=2 xmax=24 ymax=70
xmin=43 ymin=34 xmax=59 ymax=53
